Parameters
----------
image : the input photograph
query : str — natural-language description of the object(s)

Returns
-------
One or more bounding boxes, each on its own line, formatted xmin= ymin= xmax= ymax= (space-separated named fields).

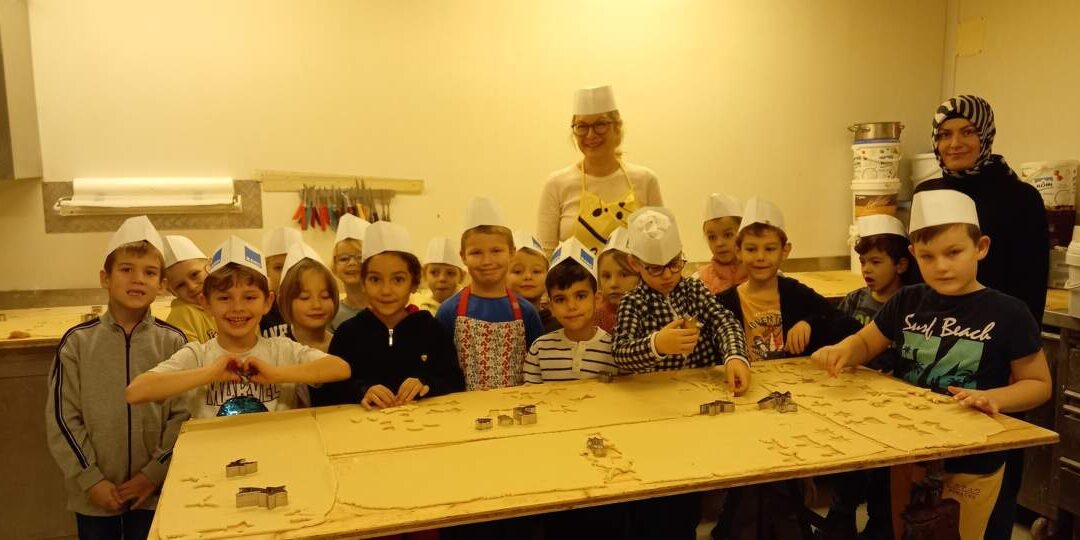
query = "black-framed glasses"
xmin=642 ymin=258 xmax=686 ymax=277
xmin=571 ymin=121 xmax=614 ymax=136
xmin=334 ymin=254 xmax=362 ymax=265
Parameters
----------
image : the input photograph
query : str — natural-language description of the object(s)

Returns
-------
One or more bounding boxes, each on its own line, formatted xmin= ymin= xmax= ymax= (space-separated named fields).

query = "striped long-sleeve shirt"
xmin=524 ymin=328 xmax=617 ymax=383
xmin=612 ymin=277 xmax=749 ymax=373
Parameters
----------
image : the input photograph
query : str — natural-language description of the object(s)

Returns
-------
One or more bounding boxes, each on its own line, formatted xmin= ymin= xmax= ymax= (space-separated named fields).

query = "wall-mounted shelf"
xmin=256 ymin=169 xmax=423 ymax=194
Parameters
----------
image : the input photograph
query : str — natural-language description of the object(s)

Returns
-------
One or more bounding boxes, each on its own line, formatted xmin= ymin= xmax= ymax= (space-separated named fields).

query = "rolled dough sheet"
xmin=333 ymin=430 xmax=616 ymax=510
xmin=315 ymin=367 xmax=759 ymax=457
xmin=610 ymin=409 xmax=886 ymax=484
xmin=751 ymin=361 xmax=1005 ymax=451
xmin=157 ymin=411 xmax=335 ymax=539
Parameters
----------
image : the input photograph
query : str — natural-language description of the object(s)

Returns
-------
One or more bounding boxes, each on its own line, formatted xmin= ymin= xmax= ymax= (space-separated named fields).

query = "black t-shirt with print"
xmin=873 ymin=284 xmax=1041 ymax=474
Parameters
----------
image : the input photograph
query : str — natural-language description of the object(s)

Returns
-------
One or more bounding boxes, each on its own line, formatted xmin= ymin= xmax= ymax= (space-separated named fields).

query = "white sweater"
xmin=536 ymin=161 xmax=663 ymax=251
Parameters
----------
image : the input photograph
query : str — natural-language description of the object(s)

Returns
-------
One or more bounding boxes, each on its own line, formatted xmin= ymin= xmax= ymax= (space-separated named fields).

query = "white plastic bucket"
xmin=852 ymin=142 xmax=901 ymax=180
xmin=1066 ymin=226 xmax=1080 ymax=314
xmin=1021 ymin=160 xmax=1079 ymax=209
xmin=851 ymin=179 xmax=901 ymax=218
xmin=910 ymin=153 xmax=939 ymax=187
xmin=849 ymin=224 xmax=861 ymax=274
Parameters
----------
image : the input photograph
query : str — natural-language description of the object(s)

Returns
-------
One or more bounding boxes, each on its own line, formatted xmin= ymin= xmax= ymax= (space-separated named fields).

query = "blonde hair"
xmin=277 ymin=260 xmax=340 ymax=326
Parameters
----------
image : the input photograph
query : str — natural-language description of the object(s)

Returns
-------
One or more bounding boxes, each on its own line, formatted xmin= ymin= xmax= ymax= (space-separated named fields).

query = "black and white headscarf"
xmin=932 ymin=95 xmax=997 ymax=178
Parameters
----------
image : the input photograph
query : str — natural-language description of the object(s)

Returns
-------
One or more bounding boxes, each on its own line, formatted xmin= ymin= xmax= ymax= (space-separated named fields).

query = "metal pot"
xmin=849 ymin=121 xmax=904 ymax=142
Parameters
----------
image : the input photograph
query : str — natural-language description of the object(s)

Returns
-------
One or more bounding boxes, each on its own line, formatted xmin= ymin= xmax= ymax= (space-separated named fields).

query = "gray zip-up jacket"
xmin=45 ymin=308 xmax=189 ymax=515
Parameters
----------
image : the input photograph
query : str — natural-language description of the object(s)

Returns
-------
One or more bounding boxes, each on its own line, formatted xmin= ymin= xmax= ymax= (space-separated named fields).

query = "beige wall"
xmin=2 ymin=0 xmax=946 ymax=291
xmin=949 ymin=0 xmax=1080 ymax=165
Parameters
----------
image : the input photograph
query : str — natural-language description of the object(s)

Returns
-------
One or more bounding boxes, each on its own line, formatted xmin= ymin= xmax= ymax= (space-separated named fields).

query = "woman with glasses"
xmin=536 ymin=85 xmax=664 ymax=253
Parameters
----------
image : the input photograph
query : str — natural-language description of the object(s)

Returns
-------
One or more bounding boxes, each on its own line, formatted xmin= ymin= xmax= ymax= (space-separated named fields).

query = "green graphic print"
xmin=898 ymin=331 xmax=983 ymax=390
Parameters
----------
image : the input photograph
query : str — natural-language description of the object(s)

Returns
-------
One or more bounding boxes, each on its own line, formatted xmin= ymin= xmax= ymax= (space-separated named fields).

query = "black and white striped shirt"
xmin=524 ymin=328 xmax=617 ymax=383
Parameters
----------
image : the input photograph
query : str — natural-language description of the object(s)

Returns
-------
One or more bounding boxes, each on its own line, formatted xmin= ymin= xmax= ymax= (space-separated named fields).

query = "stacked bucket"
xmin=848 ymin=122 xmax=903 ymax=272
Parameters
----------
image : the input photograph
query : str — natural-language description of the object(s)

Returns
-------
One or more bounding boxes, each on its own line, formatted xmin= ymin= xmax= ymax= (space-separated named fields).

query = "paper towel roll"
xmin=69 ymin=177 xmax=235 ymax=208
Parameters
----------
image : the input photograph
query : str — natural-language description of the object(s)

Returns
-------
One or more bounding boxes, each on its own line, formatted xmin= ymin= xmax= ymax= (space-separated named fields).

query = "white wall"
xmin=948 ymin=0 xmax=1080 ymax=164
xmin=1 ymin=0 xmax=946 ymax=290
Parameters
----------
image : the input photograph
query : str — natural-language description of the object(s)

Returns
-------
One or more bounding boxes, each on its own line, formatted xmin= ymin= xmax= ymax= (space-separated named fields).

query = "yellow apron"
xmin=572 ymin=162 xmax=640 ymax=252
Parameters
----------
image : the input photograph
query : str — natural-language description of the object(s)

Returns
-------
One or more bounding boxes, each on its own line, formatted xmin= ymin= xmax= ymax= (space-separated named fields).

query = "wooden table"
xmin=0 ymin=299 xmax=173 ymax=349
xmin=785 ymin=270 xmax=866 ymax=301
xmin=148 ymin=360 xmax=1057 ymax=539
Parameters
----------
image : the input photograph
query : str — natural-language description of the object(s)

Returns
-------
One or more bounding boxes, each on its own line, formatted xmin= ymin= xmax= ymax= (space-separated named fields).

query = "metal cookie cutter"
xmin=513 ymin=404 xmax=537 ymax=423
xmin=778 ymin=400 xmax=799 ymax=413
xmin=497 ymin=414 xmax=514 ymax=427
xmin=519 ymin=410 xmax=538 ymax=425
xmin=586 ymin=436 xmax=607 ymax=457
xmin=598 ymin=373 xmax=615 ymax=383
xmin=225 ymin=458 xmax=258 ymax=477
xmin=475 ymin=417 xmax=493 ymax=430
xmin=700 ymin=400 xmax=736 ymax=416
xmin=235 ymin=485 xmax=287 ymax=509
xmin=757 ymin=391 xmax=791 ymax=410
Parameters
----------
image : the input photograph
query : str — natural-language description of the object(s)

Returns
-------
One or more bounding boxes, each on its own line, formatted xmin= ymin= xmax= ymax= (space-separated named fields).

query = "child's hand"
xmin=362 ymin=385 xmax=396 ymax=409
xmin=654 ymin=319 xmax=700 ymax=356
xmin=811 ymin=345 xmax=849 ymax=377
xmin=396 ymin=378 xmax=430 ymax=405
xmin=243 ymin=356 xmax=280 ymax=385
xmin=88 ymin=480 xmax=123 ymax=512
xmin=948 ymin=386 xmax=1000 ymax=415
xmin=207 ymin=355 xmax=243 ymax=383
xmin=725 ymin=360 xmax=751 ymax=395
xmin=785 ymin=321 xmax=812 ymax=355
xmin=117 ymin=472 xmax=156 ymax=509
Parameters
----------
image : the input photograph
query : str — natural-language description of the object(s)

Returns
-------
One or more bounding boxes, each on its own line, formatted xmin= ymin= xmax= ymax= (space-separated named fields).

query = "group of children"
xmin=46 ymin=185 xmax=1051 ymax=539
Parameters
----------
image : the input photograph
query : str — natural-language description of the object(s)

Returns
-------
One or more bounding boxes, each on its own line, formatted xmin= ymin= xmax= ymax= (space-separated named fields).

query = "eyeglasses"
xmin=334 ymin=254 xmax=362 ymax=265
xmin=642 ymin=258 xmax=686 ymax=277
xmin=571 ymin=121 xmax=614 ymax=136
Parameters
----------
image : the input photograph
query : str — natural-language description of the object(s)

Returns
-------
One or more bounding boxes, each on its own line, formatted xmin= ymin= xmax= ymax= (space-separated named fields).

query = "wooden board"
xmin=785 ymin=271 xmax=866 ymax=300
xmin=148 ymin=360 xmax=1058 ymax=539
xmin=0 ymin=299 xmax=173 ymax=349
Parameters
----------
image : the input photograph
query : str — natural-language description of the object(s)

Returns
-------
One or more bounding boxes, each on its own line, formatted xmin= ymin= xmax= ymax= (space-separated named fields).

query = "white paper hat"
xmin=704 ymin=194 xmax=743 ymax=222
xmin=573 ymin=85 xmax=617 ymax=116
xmin=463 ymin=197 xmax=506 ymax=229
xmin=738 ymin=197 xmax=785 ymax=233
xmin=335 ymin=213 xmax=370 ymax=244
xmin=513 ymin=230 xmax=544 ymax=255
xmin=281 ymin=241 xmax=327 ymax=278
xmin=856 ymin=215 xmax=907 ymax=239
xmin=909 ymin=190 xmax=980 ymax=233
xmin=363 ymin=221 xmax=413 ymax=261
xmin=550 ymin=237 xmax=597 ymax=279
xmin=627 ymin=207 xmax=683 ymax=265
xmin=424 ymin=237 xmax=465 ymax=268
xmin=601 ymin=227 xmax=631 ymax=254
xmin=262 ymin=227 xmax=302 ymax=257
xmin=106 ymin=215 xmax=164 ymax=258
xmin=209 ymin=235 xmax=267 ymax=277
xmin=162 ymin=235 xmax=207 ymax=268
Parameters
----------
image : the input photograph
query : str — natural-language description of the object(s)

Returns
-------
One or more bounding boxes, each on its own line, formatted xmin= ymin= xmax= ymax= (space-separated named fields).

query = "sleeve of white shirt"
xmin=536 ymin=175 xmax=564 ymax=253
xmin=149 ymin=344 xmax=201 ymax=373
xmin=280 ymin=338 xmax=325 ymax=365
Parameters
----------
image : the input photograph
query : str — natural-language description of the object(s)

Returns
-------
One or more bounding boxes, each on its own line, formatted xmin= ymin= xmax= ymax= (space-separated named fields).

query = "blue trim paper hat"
xmin=209 ymin=235 xmax=267 ymax=277
xmin=513 ymin=230 xmax=545 ymax=256
xmin=601 ymin=227 xmax=631 ymax=255
xmin=281 ymin=241 xmax=327 ymax=278
xmin=550 ymin=237 xmax=597 ymax=279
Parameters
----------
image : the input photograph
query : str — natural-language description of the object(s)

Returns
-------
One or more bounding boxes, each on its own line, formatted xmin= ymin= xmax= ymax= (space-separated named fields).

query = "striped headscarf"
xmin=932 ymin=95 xmax=997 ymax=177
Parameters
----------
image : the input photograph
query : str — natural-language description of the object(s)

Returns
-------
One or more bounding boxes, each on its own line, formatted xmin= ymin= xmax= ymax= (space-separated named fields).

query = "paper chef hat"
xmin=105 ymin=215 xmax=164 ymax=260
xmin=336 ymin=213 xmax=370 ymax=244
xmin=703 ymin=194 xmax=743 ymax=222
xmin=162 ymin=235 xmax=207 ymax=268
xmin=281 ymin=241 xmax=327 ymax=278
xmin=550 ymin=237 xmax=597 ymax=279
xmin=738 ymin=197 xmax=785 ymax=233
xmin=627 ymin=207 xmax=683 ymax=265
xmin=262 ymin=227 xmax=302 ymax=257
xmin=424 ymin=237 xmax=465 ymax=268
xmin=573 ymin=85 xmax=617 ymax=116
xmin=601 ymin=227 xmax=631 ymax=255
xmin=209 ymin=236 xmax=267 ymax=277
xmin=513 ymin=230 xmax=545 ymax=256
xmin=363 ymin=221 xmax=413 ymax=261
xmin=856 ymin=215 xmax=907 ymax=239
xmin=463 ymin=197 xmax=506 ymax=229
xmin=909 ymin=190 xmax=980 ymax=233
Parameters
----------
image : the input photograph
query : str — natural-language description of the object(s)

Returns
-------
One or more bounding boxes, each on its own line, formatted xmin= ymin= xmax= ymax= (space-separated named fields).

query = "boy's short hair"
xmin=361 ymin=251 xmax=423 ymax=288
xmin=515 ymin=246 xmax=551 ymax=269
xmin=598 ymin=249 xmax=633 ymax=274
xmin=277 ymin=259 xmax=341 ymax=325
xmin=460 ymin=225 xmax=515 ymax=253
xmin=735 ymin=223 xmax=788 ymax=247
xmin=202 ymin=263 xmax=270 ymax=298
xmin=104 ymin=240 xmax=165 ymax=273
xmin=545 ymin=260 xmax=597 ymax=293
xmin=909 ymin=223 xmax=982 ymax=245
xmin=704 ymin=215 xmax=742 ymax=229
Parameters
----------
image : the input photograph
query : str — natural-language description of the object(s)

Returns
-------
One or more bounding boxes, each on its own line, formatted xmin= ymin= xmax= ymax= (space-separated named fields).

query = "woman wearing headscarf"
xmin=913 ymin=95 xmax=1048 ymax=540
xmin=537 ymin=85 xmax=664 ymax=253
